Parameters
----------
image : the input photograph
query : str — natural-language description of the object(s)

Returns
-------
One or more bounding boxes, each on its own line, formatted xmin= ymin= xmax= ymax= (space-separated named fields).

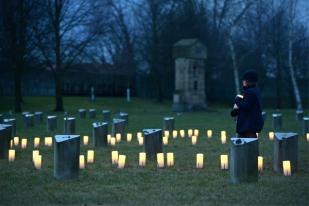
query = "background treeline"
xmin=0 ymin=0 xmax=308 ymax=112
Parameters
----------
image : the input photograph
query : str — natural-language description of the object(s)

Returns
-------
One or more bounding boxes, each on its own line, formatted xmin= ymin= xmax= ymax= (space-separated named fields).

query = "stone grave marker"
xmin=273 ymin=132 xmax=298 ymax=173
xmin=163 ymin=117 xmax=175 ymax=133
xmin=296 ymin=110 xmax=304 ymax=121
xmin=54 ymin=135 xmax=80 ymax=180
xmin=47 ymin=116 xmax=57 ymax=132
xmin=102 ymin=110 xmax=111 ymax=122
xmin=34 ymin=112 xmax=43 ymax=124
xmin=143 ymin=129 xmax=163 ymax=159
xmin=25 ymin=114 xmax=35 ymax=127
xmin=64 ymin=117 xmax=76 ymax=135
xmin=89 ymin=109 xmax=96 ymax=118
xmin=118 ymin=112 xmax=128 ymax=125
xmin=0 ymin=124 xmax=12 ymax=159
xmin=92 ymin=122 xmax=108 ymax=147
xmin=112 ymin=118 xmax=126 ymax=137
xmin=230 ymin=138 xmax=259 ymax=183
xmin=78 ymin=109 xmax=86 ymax=119
xmin=262 ymin=111 xmax=266 ymax=121
xmin=272 ymin=113 xmax=282 ymax=131
xmin=3 ymin=118 xmax=16 ymax=136
xmin=303 ymin=117 xmax=309 ymax=135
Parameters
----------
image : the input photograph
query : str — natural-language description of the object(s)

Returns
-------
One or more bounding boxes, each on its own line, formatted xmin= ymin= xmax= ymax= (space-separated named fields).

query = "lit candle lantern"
xmin=220 ymin=154 xmax=228 ymax=170
xmin=172 ymin=130 xmax=178 ymax=139
xmin=221 ymin=131 xmax=227 ymax=144
xmin=127 ymin=133 xmax=132 ymax=142
xmin=8 ymin=149 xmax=15 ymax=162
xmin=32 ymin=150 xmax=39 ymax=162
xmin=194 ymin=129 xmax=199 ymax=137
xmin=13 ymin=137 xmax=19 ymax=146
xmin=138 ymin=137 xmax=144 ymax=146
xmin=163 ymin=136 xmax=169 ymax=145
xmin=118 ymin=155 xmax=126 ymax=169
xmin=110 ymin=137 xmax=116 ymax=146
xmin=191 ymin=135 xmax=197 ymax=145
xmin=282 ymin=160 xmax=291 ymax=176
xmin=21 ymin=138 xmax=27 ymax=149
xmin=10 ymin=140 xmax=13 ymax=148
xmin=196 ymin=153 xmax=204 ymax=169
xmin=207 ymin=130 xmax=213 ymax=138
xmin=164 ymin=130 xmax=170 ymax=138
xmin=256 ymin=133 xmax=259 ymax=138
xmin=107 ymin=134 xmax=111 ymax=144
xmin=180 ymin=130 xmax=185 ymax=138
xmin=269 ymin=132 xmax=274 ymax=140
xmin=137 ymin=132 xmax=142 ymax=139
xmin=34 ymin=137 xmax=40 ymax=148
xmin=79 ymin=155 xmax=85 ymax=169
xmin=166 ymin=152 xmax=174 ymax=167
xmin=188 ymin=129 xmax=193 ymax=137
xmin=87 ymin=150 xmax=95 ymax=163
xmin=83 ymin=136 xmax=89 ymax=145
xmin=111 ymin=151 xmax=119 ymax=164
xmin=139 ymin=152 xmax=146 ymax=167
xmin=307 ymin=133 xmax=309 ymax=142
xmin=34 ymin=155 xmax=42 ymax=170
xmin=157 ymin=153 xmax=164 ymax=168
xmin=258 ymin=156 xmax=263 ymax=171
xmin=44 ymin=137 xmax=53 ymax=147
xmin=116 ymin=133 xmax=121 ymax=142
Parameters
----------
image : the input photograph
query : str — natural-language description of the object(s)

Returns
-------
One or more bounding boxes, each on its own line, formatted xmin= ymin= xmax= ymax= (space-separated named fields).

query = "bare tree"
xmin=0 ymin=0 xmax=35 ymax=112
xmin=32 ymin=0 xmax=98 ymax=111
xmin=287 ymin=0 xmax=303 ymax=110
xmin=224 ymin=0 xmax=254 ymax=94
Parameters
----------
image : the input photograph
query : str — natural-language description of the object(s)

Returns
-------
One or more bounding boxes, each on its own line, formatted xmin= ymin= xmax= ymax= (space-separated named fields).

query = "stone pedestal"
xmin=112 ymin=119 xmax=126 ymax=137
xmin=296 ymin=110 xmax=303 ymax=121
xmin=89 ymin=109 xmax=96 ymax=118
xmin=0 ymin=124 xmax=12 ymax=159
xmin=3 ymin=118 xmax=16 ymax=136
xmin=273 ymin=133 xmax=298 ymax=173
xmin=54 ymin=135 xmax=80 ymax=180
xmin=163 ymin=117 xmax=175 ymax=133
xmin=47 ymin=116 xmax=57 ymax=132
xmin=230 ymin=138 xmax=259 ymax=183
xmin=34 ymin=112 xmax=43 ymax=124
xmin=118 ymin=112 xmax=128 ymax=125
xmin=272 ymin=113 xmax=282 ymax=131
xmin=303 ymin=117 xmax=309 ymax=135
xmin=64 ymin=117 xmax=76 ymax=135
xmin=25 ymin=114 xmax=35 ymax=127
xmin=262 ymin=112 xmax=266 ymax=121
xmin=92 ymin=122 xmax=108 ymax=147
xmin=102 ymin=110 xmax=111 ymax=122
xmin=78 ymin=109 xmax=86 ymax=118
xmin=143 ymin=129 xmax=163 ymax=159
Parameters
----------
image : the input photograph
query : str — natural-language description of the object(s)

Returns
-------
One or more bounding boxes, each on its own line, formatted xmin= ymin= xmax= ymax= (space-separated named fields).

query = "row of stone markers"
xmin=272 ymin=113 xmax=309 ymax=134
xmin=22 ymin=112 xmax=44 ymax=127
xmin=2 ymin=123 xmax=308 ymax=183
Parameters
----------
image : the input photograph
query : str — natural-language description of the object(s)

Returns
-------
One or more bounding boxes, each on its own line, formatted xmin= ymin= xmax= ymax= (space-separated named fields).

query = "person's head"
xmin=242 ymin=70 xmax=258 ymax=87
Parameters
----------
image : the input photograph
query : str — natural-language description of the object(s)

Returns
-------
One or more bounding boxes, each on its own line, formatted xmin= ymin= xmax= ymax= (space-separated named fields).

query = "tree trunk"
xmin=228 ymin=37 xmax=240 ymax=95
xmin=14 ymin=65 xmax=22 ymax=113
xmin=288 ymin=0 xmax=302 ymax=111
xmin=275 ymin=54 xmax=282 ymax=109
xmin=54 ymin=73 xmax=64 ymax=111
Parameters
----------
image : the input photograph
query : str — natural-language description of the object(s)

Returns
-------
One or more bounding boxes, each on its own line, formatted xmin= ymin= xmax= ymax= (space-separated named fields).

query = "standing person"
xmin=231 ymin=70 xmax=264 ymax=138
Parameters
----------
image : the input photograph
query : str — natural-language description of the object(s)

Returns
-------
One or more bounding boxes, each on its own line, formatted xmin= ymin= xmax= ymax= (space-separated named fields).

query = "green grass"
xmin=0 ymin=96 xmax=308 ymax=205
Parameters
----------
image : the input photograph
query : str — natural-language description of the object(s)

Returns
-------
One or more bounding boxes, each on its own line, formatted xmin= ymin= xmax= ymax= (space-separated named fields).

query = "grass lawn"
xmin=0 ymin=96 xmax=308 ymax=205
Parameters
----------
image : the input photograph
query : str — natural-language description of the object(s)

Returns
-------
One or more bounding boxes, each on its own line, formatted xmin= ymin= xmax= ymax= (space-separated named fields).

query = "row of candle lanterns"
xmin=7 ymin=149 xmax=292 ymax=176
xmin=10 ymin=136 xmax=53 ymax=149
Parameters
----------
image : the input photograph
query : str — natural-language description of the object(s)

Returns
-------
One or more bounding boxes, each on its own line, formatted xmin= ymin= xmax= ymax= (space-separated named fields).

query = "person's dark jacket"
xmin=231 ymin=85 xmax=264 ymax=134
